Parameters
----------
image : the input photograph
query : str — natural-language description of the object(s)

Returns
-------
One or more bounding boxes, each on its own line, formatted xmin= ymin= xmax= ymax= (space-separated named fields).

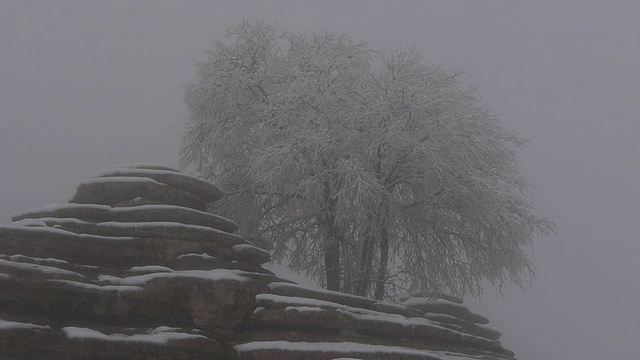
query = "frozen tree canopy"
xmin=182 ymin=20 xmax=553 ymax=299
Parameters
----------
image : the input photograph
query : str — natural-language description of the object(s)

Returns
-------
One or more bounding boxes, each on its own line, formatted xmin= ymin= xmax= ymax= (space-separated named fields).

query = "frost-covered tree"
xmin=182 ymin=20 xmax=553 ymax=299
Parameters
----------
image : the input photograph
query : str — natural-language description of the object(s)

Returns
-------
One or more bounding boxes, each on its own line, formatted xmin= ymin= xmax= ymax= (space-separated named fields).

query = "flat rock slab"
xmin=174 ymin=252 xmax=274 ymax=275
xmin=267 ymin=282 xmax=376 ymax=310
xmin=70 ymin=177 xmax=207 ymax=211
xmin=234 ymin=341 xmax=444 ymax=360
xmin=252 ymin=306 xmax=356 ymax=332
xmin=402 ymin=297 xmax=490 ymax=325
xmin=233 ymin=244 xmax=271 ymax=264
xmin=109 ymin=163 xmax=181 ymax=172
xmin=251 ymin=295 xmax=502 ymax=352
xmin=0 ymin=320 xmax=60 ymax=359
xmin=13 ymin=203 xmax=239 ymax=233
xmin=425 ymin=313 xmax=501 ymax=340
xmin=95 ymin=167 xmax=223 ymax=203
xmin=8 ymin=218 xmax=247 ymax=248
xmin=0 ymin=225 xmax=240 ymax=270
xmin=63 ymin=326 xmax=224 ymax=359
xmin=0 ymin=258 xmax=85 ymax=281
xmin=0 ymin=321 xmax=225 ymax=360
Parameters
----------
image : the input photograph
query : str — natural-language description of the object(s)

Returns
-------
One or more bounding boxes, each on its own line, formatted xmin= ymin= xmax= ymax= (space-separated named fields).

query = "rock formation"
xmin=0 ymin=164 xmax=517 ymax=360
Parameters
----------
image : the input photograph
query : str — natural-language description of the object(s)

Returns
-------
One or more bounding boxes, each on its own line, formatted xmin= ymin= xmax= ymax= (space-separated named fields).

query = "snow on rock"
xmin=96 ymin=221 xmax=246 ymax=245
xmin=235 ymin=341 xmax=492 ymax=360
xmin=93 ymin=167 xmax=223 ymax=202
xmin=11 ymin=203 xmax=111 ymax=222
xmin=70 ymin=176 xmax=207 ymax=211
xmin=0 ymin=258 xmax=84 ymax=279
xmin=232 ymin=244 xmax=271 ymax=264
xmin=8 ymin=217 xmax=247 ymax=248
xmin=372 ymin=300 xmax=424 ymax=318
xmin=252 ymin=306 xmax=266 ymax=315
xmin=257 ymin=293 xmax=436 ymax=329
xmin=6 ymin=254 xmax=69 ymax=266
xmin=0 ymin=319 xmax=51 ymax=331
xmin=403 ymin=297 xmax=490 ymax=325
xmin=49 ymin=279 xmax=143 ymax=292
xmin=10 ymin=217 xmax=85 ymax=228
xmin=177 ymin=253 xmax=217 ymax=260
xmin=99 ymin=269 xmax=250 ymax=286
xmin=268 ymin=282 xmax=375 ymax=309
xmin=11 ymin=203 xmax=113 ymax=224
xmin=0 ymin=224 xmax=135 ymax=241
xmin=424 ymin=313 xmax=502 ymax=340
xmin=12 ymin=203 xmax=239 ymax=233
xmin=256 ymin=294 xmax=381 ymax=317
xmin=285 ymin=306 xmax=326 ymax=313
xmin=108 ymin=204 xmax=238 ymax=232
xmin=0 ymin=164 xmax=514 ymax=360
xmin=108 ymin=163 xmax=181 ymax=173
xmin=63 ymin=326 xmax=211 ymax=345
xmin=255 ymin=294 xmax=502 ymax=351
xmin=128 ymin=265 xmax=174 ymax=274
xmin=8 ymin=219 xmax=49 ymax=227
xmin=234 ymin=341 xmax=443 ymax=359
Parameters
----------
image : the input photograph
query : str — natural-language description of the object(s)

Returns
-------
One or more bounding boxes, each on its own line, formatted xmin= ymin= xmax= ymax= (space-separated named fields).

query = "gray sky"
xmin=1 ymin=1 xmax=639 ymax=359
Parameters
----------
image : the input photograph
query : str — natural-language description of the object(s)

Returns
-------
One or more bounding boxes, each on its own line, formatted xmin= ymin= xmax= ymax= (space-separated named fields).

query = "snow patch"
xmin=252 ymin=306 xmax=266 ymax=315
xmin=128 ymin=265 xmax=174 ymax=274
xmin=285 ymin=306 xmax=326 ymax=313
xmin=268 ymin=282 xmax=372 ymax=303
xmin=177 ymin=253 xmax=217 ymax=260
xmin=0 ymin=319 xmax=51 ymax=331
xmin=63 ymin=326 xmax=211 ymax=345
xmin=0 ymin=259 xmax=84 ymax=277
xmin=49 ymin=279 xmax=143 ymax=292
xmin=233 ymin=243 xmax=270 ymax=255
xmin=234 ymin=341 xmax=443 ymax=358
xmin=9 ymin=219 xmax=49 ymax=227
xmin=13 ymin=203 xmax=236 ymax=227
xmin=11 ymin=203 xmax=111 ymax=220
xmin=235 ymin=341 xmax=486 ymax=359
xmin=107 ymin=163 xmax=181 ymax=172
xmin=99 ymin=269 xmax=250 ymax=286
xmin=0 ymin=224 xmax=135 ymax=241
xmin=78 ymin=176 xmax=165 ymax=186
xmin=8 ymin=254 xmax=69 ymax=266
xmin=255 ymin=293 xmax=498 ymax=345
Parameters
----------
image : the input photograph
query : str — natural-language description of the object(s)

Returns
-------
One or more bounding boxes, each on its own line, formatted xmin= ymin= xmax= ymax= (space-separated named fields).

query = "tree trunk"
xmin=323 ymin=198 xmax=342 ymax=291
xmin=355 ymin=228 xmax=376 ymax=296
xmin=324 ymin=229 xmax=341 ymax=291
xmin=374 ymin=225 xmax=389 ymax=300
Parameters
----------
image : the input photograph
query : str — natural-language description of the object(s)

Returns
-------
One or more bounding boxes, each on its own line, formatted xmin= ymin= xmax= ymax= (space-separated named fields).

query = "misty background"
xmin=1 ymin=1 xmax=638 ymax=359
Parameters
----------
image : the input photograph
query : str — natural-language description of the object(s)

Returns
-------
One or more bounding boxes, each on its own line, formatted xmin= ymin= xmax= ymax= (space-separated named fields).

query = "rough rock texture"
xmin=0 ymin=165 xmax=517 ymax=360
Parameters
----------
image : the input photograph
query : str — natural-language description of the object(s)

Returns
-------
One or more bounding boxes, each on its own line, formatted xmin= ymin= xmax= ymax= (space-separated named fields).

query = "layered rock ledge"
xmin=0 ymin=164 xmax=516 ymax=360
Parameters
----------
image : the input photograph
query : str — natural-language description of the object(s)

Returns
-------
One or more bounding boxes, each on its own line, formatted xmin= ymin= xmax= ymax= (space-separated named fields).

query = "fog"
xmin=1 ymin=1 xmax=639 ymax=359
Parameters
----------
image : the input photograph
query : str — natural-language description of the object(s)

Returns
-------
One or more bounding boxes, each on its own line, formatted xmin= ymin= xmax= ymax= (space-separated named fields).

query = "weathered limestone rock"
xmin=232 ymin=244 xmax=272 ymax=264
xmin=402 ymin=297 xmax=490 ymax=325
xmin=0 ymin=164 xmax=515 ymax=360
xmin=95 ymin=167 xmax=224 ymax=203
xmin=13 ymin=204 xmax=239 ymax=233
xmin=71 ymin=177 xmax=207 ymax=211
xmin=424 ymin=313 xmax=502 ymax=340
xmin=268 ymin=282 xmax=376 ymax=309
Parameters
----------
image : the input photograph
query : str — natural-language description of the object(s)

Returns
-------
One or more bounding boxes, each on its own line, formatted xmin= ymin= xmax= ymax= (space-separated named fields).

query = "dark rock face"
xmin=0 ymin=164 xmax=516 ymax=360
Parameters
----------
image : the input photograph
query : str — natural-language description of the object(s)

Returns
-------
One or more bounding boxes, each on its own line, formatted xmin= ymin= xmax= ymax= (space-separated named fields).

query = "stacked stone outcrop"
xmin=0 ymin=164 xmax=516 ymax=360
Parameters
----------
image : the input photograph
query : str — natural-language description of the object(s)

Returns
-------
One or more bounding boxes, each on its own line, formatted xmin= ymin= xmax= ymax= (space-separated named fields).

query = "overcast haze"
xmin=1 ymin=1 xmax=639 ymax=359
